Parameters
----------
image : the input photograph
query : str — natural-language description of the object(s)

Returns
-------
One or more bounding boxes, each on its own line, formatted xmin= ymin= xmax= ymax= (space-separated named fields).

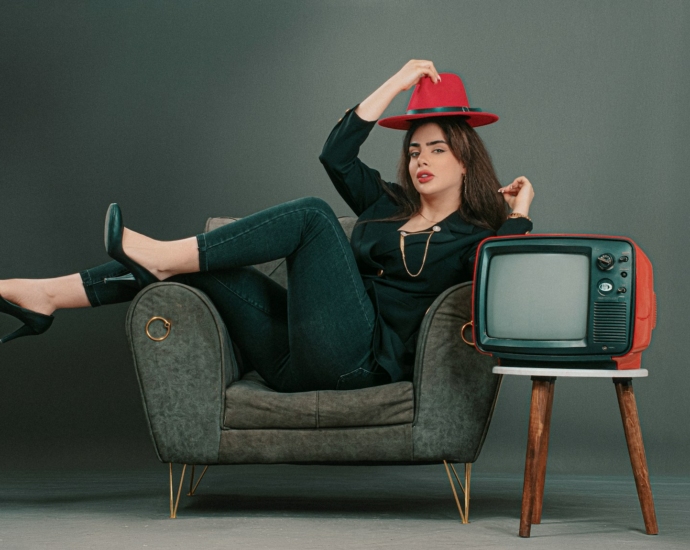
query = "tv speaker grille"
xmin=593 ymin=302 xmax=628 ymax=343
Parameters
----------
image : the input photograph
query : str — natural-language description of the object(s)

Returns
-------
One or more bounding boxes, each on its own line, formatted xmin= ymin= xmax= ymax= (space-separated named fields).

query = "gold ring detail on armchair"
xmin=146 ymin=317 xmax=172 ymax=342
xmin=460 ymin=321 xmax=475 ymax=347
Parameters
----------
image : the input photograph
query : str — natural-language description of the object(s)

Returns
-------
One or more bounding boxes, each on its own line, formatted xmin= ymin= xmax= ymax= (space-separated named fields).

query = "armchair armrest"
xmin=411 ymin=282 xmax=501 ymax=462
xmin=126 ymin=282 xmax=240 ymax=464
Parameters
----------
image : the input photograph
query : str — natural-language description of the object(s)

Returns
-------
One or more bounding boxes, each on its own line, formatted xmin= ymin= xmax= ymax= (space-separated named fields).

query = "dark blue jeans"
xmin=80 ymin=197 xmax=390 ymax=392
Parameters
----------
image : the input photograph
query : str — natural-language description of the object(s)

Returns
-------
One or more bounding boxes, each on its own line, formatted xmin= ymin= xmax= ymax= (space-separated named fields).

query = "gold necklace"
xmin=399 ymin=226 xmax=441 ymax=277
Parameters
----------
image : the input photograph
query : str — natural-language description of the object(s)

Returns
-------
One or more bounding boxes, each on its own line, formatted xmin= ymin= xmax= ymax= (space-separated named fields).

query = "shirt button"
xmin=338 ymin=117 xmax=343 ymax=122
xmin=377 ymin=269 xmax=384 ymax=277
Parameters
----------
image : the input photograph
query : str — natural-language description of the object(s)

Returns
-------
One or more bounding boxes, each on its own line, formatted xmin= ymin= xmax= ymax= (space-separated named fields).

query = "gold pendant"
xmin=399 ymin=226 xmax=441 ymax=277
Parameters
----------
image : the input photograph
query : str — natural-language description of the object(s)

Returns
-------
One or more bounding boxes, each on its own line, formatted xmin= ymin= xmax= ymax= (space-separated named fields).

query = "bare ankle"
xmin=0 ymin=279 xmax=56 ymax=316
xmin=44 ymin=273 xmax=90 ymax=310
xmin=122 ymin=229 xmax=165 ymax=279
xmin=121 ymin=229 xmax=199 ymax=280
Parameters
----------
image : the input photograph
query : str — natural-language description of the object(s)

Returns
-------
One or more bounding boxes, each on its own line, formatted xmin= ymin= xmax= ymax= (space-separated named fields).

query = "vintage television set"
xmin=471 ymin=235 xmax=656 ymax=370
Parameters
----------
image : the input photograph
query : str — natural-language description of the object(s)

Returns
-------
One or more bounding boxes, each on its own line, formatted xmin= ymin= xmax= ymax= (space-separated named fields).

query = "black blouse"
xmin=319 ymin=106 xmax=533 ymax=382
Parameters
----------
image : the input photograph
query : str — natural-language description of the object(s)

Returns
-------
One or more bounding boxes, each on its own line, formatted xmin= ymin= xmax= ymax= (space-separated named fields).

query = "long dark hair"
xmin=373 ymin=116 xmax=507 ymax=231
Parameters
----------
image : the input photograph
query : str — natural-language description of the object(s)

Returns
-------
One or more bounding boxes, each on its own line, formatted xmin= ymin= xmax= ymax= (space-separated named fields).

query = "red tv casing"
xmin=471 ymin=234 xmax=656 ymax=370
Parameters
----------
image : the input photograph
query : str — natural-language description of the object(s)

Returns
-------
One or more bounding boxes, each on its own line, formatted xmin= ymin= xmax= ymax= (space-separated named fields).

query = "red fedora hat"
xmin=378 ymin=73 xmax=498 ymax=130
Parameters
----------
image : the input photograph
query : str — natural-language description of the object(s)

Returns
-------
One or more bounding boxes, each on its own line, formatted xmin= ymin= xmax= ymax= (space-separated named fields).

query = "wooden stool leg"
xmin=532 ymin=379 xmax=555 ymax=524
xmin=520 ymin=377 xmax=555 ymax=538
xmin=614 ymin=379 xmax=659 ymax=535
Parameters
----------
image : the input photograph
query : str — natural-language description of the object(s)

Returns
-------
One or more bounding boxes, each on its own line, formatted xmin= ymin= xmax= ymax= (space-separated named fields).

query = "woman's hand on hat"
xmin=392 ymin=60 xmax=442 ymax=92
xmin=356 ymin=60 xmax=441 ymax=121
xmin=499 ymin=176 xmax=534 ymax=215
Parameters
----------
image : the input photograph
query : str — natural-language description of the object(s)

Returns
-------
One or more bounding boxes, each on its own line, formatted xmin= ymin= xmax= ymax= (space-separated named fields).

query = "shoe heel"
xmin=0 ymin=296 xmax=55 ymax=344
xmin=104 ymin=203 xmax=158 ymax=289
xmin=104 ymin=273 xmax=138 ymax=286
xmin=1 ymin=323 xmax=38 ymax=344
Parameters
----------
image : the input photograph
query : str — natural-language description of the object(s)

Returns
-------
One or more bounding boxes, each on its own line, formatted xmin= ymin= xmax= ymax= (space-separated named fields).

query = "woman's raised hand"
xmin=355 ymin=60 xmax=441 ymax=122
xmin=390 ymin=59 xmax=442 ymax=91
xmin=498 ymin=176 xmax=535 ymax=216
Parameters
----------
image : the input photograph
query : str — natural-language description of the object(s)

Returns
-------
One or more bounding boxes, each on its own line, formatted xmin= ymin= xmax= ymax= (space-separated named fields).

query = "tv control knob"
xmin=596 ymin=253 xmax=615 ymax=271
xmin=598 ymin=279 xmax=614 ymax=294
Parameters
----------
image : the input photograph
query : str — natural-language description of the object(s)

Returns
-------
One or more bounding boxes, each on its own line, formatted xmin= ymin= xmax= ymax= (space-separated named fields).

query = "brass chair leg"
xmin=188 ymin=465 xmax=209 ymax=496
xmin=443 ymin=460 xmax=472 ymax=523
xmin=168 ymin=463 xmax=188 ymax=519
xmin=188 ymin=465 xmax=196 ymax=496
xmin=169 ymin=463 xmax=173 ymax=518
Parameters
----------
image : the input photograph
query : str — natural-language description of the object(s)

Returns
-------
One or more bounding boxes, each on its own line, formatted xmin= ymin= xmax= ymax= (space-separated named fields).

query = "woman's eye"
xmin=409 ymin=149 xmax=444 ymax=158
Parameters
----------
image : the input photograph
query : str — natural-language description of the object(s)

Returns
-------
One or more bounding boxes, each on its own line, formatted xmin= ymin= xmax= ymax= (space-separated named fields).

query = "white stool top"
xmin=492 ymin=366 xmax=648 ymax=378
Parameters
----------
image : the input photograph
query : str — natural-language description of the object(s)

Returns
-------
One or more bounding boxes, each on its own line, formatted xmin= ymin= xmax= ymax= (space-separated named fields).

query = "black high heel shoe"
xmin=0 ymin=296 xmax=54 ymax=344
xmin=103 ymin=203 xmax=159 ymax=289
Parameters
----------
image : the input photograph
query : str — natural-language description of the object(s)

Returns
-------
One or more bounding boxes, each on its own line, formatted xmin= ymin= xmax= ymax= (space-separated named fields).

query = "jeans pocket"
xmin=336 ymin=367 xmax=390 ymax=391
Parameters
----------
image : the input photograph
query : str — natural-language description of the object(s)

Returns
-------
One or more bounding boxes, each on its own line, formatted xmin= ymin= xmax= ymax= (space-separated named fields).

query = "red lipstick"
xmin=417 ymin=170 xmax=435 ymax=183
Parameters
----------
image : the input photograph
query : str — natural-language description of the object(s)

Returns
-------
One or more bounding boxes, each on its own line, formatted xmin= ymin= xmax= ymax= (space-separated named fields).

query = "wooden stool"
xmin=493 ymin=367 xmax=659 ymax=538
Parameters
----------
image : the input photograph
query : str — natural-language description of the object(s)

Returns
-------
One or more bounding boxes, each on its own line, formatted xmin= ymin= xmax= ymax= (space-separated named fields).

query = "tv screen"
xmin=486 ymin=253 xmax=590 ymax=340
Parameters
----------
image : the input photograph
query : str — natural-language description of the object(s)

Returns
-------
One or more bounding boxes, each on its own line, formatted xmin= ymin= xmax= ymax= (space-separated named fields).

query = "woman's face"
xmin=408 ymin=122 xmax=466 ymax=203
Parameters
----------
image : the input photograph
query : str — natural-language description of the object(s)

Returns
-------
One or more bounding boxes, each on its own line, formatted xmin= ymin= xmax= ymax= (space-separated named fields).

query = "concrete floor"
xmin=1 ymin=465 xmax=688 ymax=549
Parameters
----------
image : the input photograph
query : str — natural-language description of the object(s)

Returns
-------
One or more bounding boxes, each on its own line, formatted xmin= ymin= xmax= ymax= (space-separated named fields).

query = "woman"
xmin=0 ymin=60 xmax=534 ymax=392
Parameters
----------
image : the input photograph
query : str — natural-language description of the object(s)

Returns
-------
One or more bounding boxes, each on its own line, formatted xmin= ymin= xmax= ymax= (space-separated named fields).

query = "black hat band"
xmin=406 ymin=106 xmax=483 ymax=115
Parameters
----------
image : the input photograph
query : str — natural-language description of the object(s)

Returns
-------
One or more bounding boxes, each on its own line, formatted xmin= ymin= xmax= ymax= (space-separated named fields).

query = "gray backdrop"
xmin=1 ymin=0 xmax=687 ymax=475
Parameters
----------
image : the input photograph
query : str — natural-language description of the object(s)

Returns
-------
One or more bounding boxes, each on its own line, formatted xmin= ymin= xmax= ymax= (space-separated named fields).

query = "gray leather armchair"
xmin=126 ymin=216 xmax=501 ymax=520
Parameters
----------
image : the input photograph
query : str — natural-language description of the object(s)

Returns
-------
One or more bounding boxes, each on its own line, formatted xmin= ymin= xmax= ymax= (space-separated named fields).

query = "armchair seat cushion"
xmin=224 ymin=371 xmax=414 ymax=429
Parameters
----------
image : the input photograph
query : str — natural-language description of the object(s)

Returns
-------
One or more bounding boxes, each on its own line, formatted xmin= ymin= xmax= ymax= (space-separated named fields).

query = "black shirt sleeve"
xmin=319 ymin=105 xmax=398 ymax=216
xmin=496 ymin=216 xmax=533 ymax=236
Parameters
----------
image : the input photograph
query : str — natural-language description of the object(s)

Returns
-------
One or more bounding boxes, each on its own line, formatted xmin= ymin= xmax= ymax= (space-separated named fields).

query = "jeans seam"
xmin=79 ymin=269 xmax=102 ymax=307
xmin=336 ymin=368 xmax=362 ymax=390
xmin=315 ymin=209 xmax=376 ymax=331
xmin=209 ymin=274 xmax=281 ymax=317
xmin=203 ymin=206 xmax=376 ymax=330
xmin=338 ymin=367 xmax=366 ymax=380
xmin=196 ymin=233 xmax=208 ymax=271
xmin=337 ymin=367 xmax=386 ymax=390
